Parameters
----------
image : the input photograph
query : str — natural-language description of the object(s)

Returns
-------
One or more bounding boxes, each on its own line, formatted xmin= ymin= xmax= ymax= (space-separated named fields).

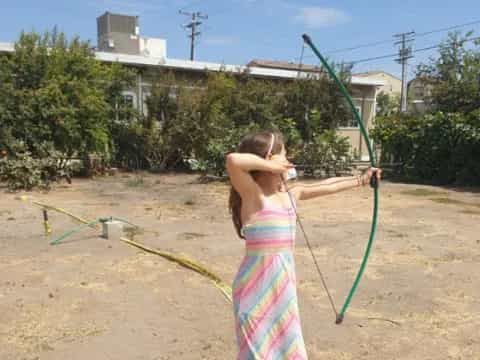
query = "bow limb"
xmin=302 ymin=34 xmax=380 ymax=324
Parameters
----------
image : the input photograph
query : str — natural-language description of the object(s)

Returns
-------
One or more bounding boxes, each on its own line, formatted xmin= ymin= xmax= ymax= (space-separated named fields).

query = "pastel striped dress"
xmin=232 ymin=200 xmax=308 ymax=359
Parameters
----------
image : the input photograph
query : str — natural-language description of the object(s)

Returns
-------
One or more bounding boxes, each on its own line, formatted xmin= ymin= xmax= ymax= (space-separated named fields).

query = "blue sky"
xmin=2 ymin=0 xmax=480 ymax=79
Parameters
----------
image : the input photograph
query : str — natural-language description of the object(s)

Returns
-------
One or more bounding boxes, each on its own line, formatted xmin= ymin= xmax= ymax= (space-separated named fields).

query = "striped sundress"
xmin=232 ymin=199 xmax=308 ymax=360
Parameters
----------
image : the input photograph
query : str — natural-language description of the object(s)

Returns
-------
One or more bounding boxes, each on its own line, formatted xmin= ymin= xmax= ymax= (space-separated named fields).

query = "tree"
xmin=376 ymin=91 xmax=400 ymax=116
xmin=0 ymin=29 xmax=135 ymax=162
xmin=142 ymin=70 xmax=351 ymax=176
xmin=416 ymin=31 xmax=480 ymax=113
xmin=280 ymin=71 xmax=352 ymax=142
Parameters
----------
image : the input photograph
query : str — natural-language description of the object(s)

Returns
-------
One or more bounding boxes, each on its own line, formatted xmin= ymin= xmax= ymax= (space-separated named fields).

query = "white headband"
xmin=266 ymin=133 xmax=275 ymax=158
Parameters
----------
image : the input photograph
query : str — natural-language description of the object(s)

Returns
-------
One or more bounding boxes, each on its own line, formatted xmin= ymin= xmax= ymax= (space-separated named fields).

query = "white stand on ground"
xmin=102 ymin=220 xmax=124 ymax=241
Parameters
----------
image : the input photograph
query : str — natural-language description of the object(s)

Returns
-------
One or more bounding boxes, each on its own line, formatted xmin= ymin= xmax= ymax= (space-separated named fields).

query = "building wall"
xmin=337 ymin=85 xmax=377 ymax=161
xmin=356 ymin=72 xmax=401 ymax=96
xmin=377 ymin=73 xmax=401 ymax=95
xmin=407 ymin=77 xmax=434 ymax=114
xmin=140 ymin=38 xmax=167 ymax=58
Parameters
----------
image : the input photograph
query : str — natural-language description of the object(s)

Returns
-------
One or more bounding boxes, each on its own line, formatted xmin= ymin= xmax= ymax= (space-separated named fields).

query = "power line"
xmin=414 ymin=35 xmax=480 ymax=52
xmin=296 ymin=38 xmax=392 ymax=60
xmin=330 ymin=19 xmax=480 ymax=54
xmin=179 ymin=0 xmax=202 ymax=12
xmin=343 ymin=35 xmax=480 ymax=65
xmin=326 ymin=38 xmax=393 ymax=55
xmin=297 ymin=18 xmax=480 ymax=60
xmin=346 ymin=52 xmax=399 ymax=64
xmin=416 ymin=19 xmax=480 ymax=37
xmin=206 ymin=4 xmax=235 ymax=17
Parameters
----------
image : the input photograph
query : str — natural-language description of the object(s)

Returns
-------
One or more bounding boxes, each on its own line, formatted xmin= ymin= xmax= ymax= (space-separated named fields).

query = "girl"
xmin=226 ymin=131 xmax=380 ymax=359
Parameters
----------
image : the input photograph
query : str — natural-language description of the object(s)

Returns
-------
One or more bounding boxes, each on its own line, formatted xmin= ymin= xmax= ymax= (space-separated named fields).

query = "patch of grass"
xmin=125 ymin=176 xmax=146 ymax=188
xmin=124 ymin=226 xmax=144 ymax=239
xmin=177 ymin=232 xmax=207 ymax=240
xmin=461 ymin=209 xmax=480 ymax=215
xmin=387 ymin=230 xmax=406 ymax=238
xmin=401 ymin=188 xmax=447 ymax=197
xmin=184 ymin=197 xmax=196 ymax=206
xmin=429 ymin=197 xmax=466 ymax=205
xmin=428 ymin=197 xmax=480 ymax=211
xmin=402 ymin=188 xmax=480 ymax=210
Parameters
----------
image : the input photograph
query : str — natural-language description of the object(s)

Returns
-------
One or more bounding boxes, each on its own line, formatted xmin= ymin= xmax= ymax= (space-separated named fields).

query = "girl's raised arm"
xmin=225 ymin=153 xmax=292 ymax=198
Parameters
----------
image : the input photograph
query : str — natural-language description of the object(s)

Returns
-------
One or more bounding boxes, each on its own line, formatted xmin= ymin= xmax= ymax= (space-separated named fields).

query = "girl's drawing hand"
xmin=270 ymin=154 xmax=295 ymax=175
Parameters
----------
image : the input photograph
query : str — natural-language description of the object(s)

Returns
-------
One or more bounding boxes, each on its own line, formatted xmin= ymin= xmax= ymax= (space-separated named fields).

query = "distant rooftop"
xmin=247 ymin=59 xmax=323 ymax=73
xmin=0 ymin=42 xmax=384 ymax=86
xmin=354 ymin=70 xmax=401 ymax=81
xmin=0 ymin=42 xmax=14 ymax=52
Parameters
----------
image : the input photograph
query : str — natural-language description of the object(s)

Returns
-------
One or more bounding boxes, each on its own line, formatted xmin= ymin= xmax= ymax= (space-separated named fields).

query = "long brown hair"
xmin=228 ymin=131 xmax=284 ymax=238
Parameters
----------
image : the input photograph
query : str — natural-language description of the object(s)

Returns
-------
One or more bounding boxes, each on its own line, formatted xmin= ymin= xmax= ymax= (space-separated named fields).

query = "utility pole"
xmin=179 ymin=10 xmax=208 ymax=61
xmin=394 ymin=31 xmax=415 ymax=113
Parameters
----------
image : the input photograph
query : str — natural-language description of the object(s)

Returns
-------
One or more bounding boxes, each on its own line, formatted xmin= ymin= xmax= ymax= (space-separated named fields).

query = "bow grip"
xmin=370 ymin=170 xmax=378 ymax=189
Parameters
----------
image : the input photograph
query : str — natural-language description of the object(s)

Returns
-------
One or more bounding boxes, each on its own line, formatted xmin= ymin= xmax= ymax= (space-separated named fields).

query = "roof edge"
xmin=1 ymin=42 xmax=384 ymax=86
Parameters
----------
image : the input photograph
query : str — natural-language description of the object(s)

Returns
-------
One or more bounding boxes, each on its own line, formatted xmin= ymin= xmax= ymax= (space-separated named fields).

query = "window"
xmin=122 ymin=94 xmax=134 ymax=107
xmin=119 ymin=91 xmax=137 ymax=108
xmin=116 ymin=91 xmax=137 ymax=122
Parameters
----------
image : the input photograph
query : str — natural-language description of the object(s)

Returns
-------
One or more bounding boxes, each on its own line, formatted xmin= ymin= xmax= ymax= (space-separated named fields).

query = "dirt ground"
xmin=0 ymin=172 xmax=479 ymax=360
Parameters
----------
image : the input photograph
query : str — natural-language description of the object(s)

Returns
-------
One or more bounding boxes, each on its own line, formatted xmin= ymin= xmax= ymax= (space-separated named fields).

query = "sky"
xmin=1 ymin=0 xmax=480 ymax=79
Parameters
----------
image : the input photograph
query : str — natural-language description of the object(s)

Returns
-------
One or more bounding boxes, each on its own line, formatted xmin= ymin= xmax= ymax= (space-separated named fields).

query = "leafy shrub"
xmin=0 ymin=152 xmax=67 ymax=190
xmin=295 ymin=130 xmax=352 ymax=177
xmin=371 ymin=111 xmax=480 ymax=185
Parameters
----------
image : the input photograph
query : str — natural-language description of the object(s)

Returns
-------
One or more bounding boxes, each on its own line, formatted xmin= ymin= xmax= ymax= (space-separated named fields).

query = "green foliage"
xmin=371 ymin=111 xmax=480 ymax=185
xmin=191 ymin=124 xmax=262 ymax=176
xmin=0 ymin=29 xmax=135 ymax=188
xmin=416 ymin=31 xmax=480 ymax=113
xmin=0 ymin=151 xmax=68 ymax=191
xmin=141 ymin=71 xmax=353 ymax=176
xmin=0 ymin=33 xmax=131 ymax=157
xmin=280 ymin=72 xmax=352 ymax=141
xmin=373 ymin=31 xmax=480 ymax=186
xmin=1 ymin=30 xmax=354 ymax=184
xmin=295 ymin=130 xmax=352 ymax=177
xmin=376 ymin=91 xmax=399 ymax=116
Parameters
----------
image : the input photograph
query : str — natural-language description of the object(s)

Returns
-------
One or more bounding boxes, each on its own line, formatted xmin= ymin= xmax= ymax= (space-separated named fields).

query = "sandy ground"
xmin=0 ymin=172 xmax=479 ymax=360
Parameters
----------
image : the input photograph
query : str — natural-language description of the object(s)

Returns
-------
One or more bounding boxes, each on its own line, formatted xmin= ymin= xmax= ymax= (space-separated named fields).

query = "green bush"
xmin=371 ymin=111 xmax=480 ymax=185
xmin=1 ymin=31 xmax=355 ymax=182
xmin=295 ymin=130 xmax=352 ymax=177
xmin=0 ymin=29 xmax=134 ymax=173
xmin=0 ymin=152 xmax=67 ymax=191
xmin=142 ymin=72 xmax=353 ymax=177
xmin=190 ymin=124 xmax=260 ymax=177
